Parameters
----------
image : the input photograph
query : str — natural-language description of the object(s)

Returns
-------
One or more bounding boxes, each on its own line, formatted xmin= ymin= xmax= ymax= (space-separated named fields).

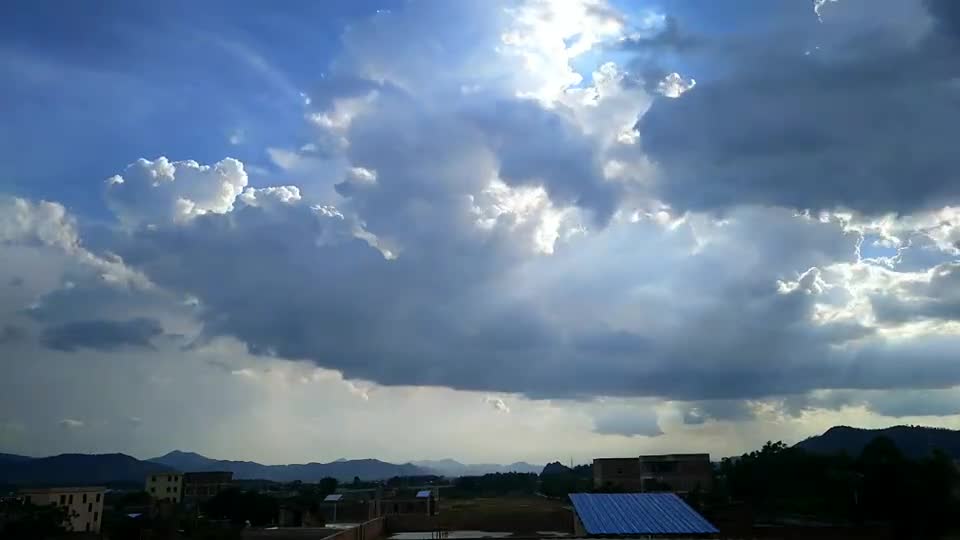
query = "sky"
xmin=3 ymin=0 xmax=960 ymax=466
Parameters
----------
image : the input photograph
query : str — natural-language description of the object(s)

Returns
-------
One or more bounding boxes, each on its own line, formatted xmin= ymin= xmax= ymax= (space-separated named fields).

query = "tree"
xmin=203 ymin=489 xmax=279 ymax=527
xmin=0 ymin=499 xmax=70 ymax=539
xmin=319 ymin=477 xmax=339 ymax=496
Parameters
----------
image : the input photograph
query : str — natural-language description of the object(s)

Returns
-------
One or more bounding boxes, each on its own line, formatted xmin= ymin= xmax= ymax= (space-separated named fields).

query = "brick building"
xmin=593 ymin=453 xmax=713 ymax=493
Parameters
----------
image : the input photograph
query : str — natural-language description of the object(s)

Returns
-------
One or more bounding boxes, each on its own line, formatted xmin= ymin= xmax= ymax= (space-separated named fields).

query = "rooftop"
xmin=19 ymin=486 xmax=106 ymax=494
xmin=569 ymin=492 xmax=718 ymax=536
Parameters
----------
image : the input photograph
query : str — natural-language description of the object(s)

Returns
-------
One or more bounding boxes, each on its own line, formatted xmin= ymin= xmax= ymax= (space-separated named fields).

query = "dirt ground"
xmin=436 ymin=496 xmax=572 ymax=533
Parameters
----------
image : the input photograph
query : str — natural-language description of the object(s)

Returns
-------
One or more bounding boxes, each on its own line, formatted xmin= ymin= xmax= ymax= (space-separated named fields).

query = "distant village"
xmin=3 ymin=427 xmax=960 ymax=539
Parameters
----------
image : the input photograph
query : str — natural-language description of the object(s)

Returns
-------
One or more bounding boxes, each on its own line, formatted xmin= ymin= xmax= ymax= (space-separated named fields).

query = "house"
xmin=569 ymin=492 xmax=718 ymax=538
xmin=183 ymin=471 xmax=233 ymax=503
xmin=146 ymin=472 xmax=183 ymax=503
xmin=18 ymin=486 xmax=106 ymax=533
xmin=379 ymin=488 xmax=436 ymax=516
xmin=594 ymin=453 xmax=713 ymax=493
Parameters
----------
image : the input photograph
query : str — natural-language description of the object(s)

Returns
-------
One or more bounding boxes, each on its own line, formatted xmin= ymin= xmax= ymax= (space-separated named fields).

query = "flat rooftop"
xmin=19 ymin=486 xmax=106 ymax=494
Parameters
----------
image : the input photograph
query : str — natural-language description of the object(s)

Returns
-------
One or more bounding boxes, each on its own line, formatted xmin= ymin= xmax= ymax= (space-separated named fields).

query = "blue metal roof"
xmin=415 ymin=490 xmax=432 ymax=498
xmin=569 ymin=493 xmax=718 ymax=536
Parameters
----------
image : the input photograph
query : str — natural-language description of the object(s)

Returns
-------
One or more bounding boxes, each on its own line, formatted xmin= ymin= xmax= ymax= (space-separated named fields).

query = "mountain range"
xmin=0 ymin=453 xmax=174 ymax=486
xmin=8 ymin=424 xmax=956 ymax=487
xmin=411 ymin=458 xmax=542 ymax=476
xmin=149 ymin=450 xmax=430 ymax=482
xmin=795 ymin=425 xmax=960 ymax=459
xmin=0 ymin=449 xmax=543 ymax=486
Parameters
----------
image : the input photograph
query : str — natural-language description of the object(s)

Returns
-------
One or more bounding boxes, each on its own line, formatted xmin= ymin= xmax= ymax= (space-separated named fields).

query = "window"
xmin=95 ymin=493 xmax=101 ymax=502
xmin=88 ymin=503 xmax=92 ymax=512
xmin=24 ymin=495 xmax=30 ymax=504
xmin=82 ymin=493 xmax=87 ymax=504
xmin=68 ymin=494 xmax=74 ymax=504
xmin=151 ymin=487 xmax=156 ymax=493
xmin=60 ymin=494 xmax=66 ymax=505
xmin=166 ymin=486 xmax=170 ymax=493
xmin=85 ymin=522 xmax=91 ymax=532
xmin=94 ymin=511 xmax=99 ymax=522
xmin=152 ymin=476 xmax=156 ymax=482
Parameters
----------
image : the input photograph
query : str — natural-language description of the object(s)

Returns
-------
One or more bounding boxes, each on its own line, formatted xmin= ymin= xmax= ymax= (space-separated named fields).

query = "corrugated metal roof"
xmin=324 ymin=494 xmax=343 ymax=502
xmin=569 ymin=493 xmax=718 ymax=536
xmin=415 ymin=490 xmax=432 ymax=498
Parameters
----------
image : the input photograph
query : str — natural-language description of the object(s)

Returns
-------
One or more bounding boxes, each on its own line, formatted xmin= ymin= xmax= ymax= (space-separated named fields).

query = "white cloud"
xmin=105 ymin=157 xmax=248 ymax=227
xmin=485 ymin=396 xmax=511 ymax=413
xmin=656 ymin=72 xmax=696 ymax=98
xmin=59 ymin=418 xmax=84 ymax=429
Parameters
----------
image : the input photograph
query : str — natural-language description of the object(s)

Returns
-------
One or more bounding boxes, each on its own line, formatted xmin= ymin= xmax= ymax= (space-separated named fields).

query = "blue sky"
xmin=4 ymin=0 xmax=960 ymax=464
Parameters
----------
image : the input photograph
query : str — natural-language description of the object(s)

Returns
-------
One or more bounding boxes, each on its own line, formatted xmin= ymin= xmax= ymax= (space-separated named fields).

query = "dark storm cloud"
xmin=592 ymin=409 xmax=663 ymax=437
xmin=618 ymin=16 xmax=699 ymax=52
xmin=470 ymin=100 xmax=620 ymax=224
xmin=40 ymin=317 xmax=164 ymax=351
xmin=54 ymin=0 xmax=960 ymax=413
xmin=682 ymin=400 xmax=755 ymax=425
xmin=109 ymin=199 xmax=953 ymax=403
xmin=870 ymin=263 xmax=960 ymax=324
xmin=639 ymin=0 xmax=960 ymax=214
xmin=0 ymin=324 xmax=27 ymax=344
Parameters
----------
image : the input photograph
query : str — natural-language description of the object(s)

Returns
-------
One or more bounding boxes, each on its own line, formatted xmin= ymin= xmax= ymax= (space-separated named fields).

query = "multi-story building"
xmin=593 ymin=453 xmax=713 ymax=493
xmin=183 ymin=471 xmax=233 ymax=503
xmin=146 ymin=472 xmax=183 ymax=503
xmin=19 ymin=486 xmax=105 ymax=533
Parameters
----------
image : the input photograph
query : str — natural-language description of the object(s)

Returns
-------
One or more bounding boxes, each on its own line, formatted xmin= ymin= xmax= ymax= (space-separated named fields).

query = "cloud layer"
xmin=4 ymin=0 xmax=960 ymax=460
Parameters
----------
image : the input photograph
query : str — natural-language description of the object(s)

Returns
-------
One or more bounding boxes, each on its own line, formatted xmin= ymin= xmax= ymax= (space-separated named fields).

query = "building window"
xmin=173 ymin=486 xmax=177 ymax=493
xmin=166 ymin=487 xmax=171 ymax=493
xmin=82 ymin=493 xmax=87 ymax=504
xmin=60 ymin=495 xmax=66 ymax=505
xmin=68 ymin=494 xmax=74 ymax=504
xmin=152 ymin=476 xmax=157 ymax=482
xmin=88 ymin=503 xmax=92 ymax=512
xmin=96 ymin=493 xmax=101 ymax=502
xmin=151 ymin=487 xmax=156 ymax=493
xmin=24 ymin=496 xmax=30 ymax=504
xmin=86 ymin=522 xmax=91 ymax=532
xmin=94 ymin=511 xmax=99 ymax=522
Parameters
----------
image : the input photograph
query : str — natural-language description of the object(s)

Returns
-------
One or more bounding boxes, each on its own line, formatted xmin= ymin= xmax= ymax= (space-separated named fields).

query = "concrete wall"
xmin=323 ymin=517 xmax=386 ymax=540
xmin=242 ymin=528 xmax=337 ymax=539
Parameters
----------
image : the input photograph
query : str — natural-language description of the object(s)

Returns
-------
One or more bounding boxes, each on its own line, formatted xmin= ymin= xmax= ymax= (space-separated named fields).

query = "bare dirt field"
xmin=436 ymin=496 xmax=572 ymax=533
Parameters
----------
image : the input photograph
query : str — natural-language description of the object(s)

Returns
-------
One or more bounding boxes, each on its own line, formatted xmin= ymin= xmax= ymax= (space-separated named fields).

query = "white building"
xmin=146 ymin=472 xmax=183 ymax=503
xmin=19 ymin=486 xmax=106 ymax=533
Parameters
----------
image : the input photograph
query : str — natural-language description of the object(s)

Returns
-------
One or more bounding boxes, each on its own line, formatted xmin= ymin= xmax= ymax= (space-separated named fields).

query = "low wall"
xmin=243 ymin=528 xmax=337 ymax=539
xmin=322 ymin=517 xmax=386 ymax=540
xmin=385 ymin=514 xmax=440 ymax=532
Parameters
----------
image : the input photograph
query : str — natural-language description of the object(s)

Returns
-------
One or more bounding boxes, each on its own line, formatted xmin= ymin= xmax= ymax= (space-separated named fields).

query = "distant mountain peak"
xmin=796 ymin=425 xmax=960 ymax=459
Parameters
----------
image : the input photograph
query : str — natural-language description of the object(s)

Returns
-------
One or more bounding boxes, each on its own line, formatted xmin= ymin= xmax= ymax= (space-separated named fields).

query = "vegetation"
xmin=716 ymin=437 xmax=959 ymax=539
xmin=449 ymin=472 xmax=538 ymax=497
xmin=0 ymin=499 xmax=70 ymax=539
xmin=202 ymin=488 xmax=279 ymax=526
xmin=540 ymin=464 xmax=592 ymax=498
